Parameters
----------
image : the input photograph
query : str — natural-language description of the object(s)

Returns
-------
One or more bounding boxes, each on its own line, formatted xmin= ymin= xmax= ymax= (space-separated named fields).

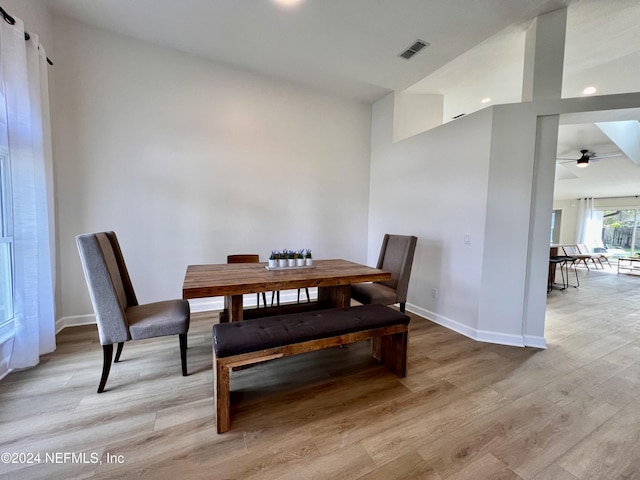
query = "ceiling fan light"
xmin=576 ymin=158 xmax=589 ymax=168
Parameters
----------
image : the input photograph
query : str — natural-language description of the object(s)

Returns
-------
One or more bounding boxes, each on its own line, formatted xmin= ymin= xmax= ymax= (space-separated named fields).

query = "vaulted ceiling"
xmin=39 ymin=0 xmax=640 ymax=200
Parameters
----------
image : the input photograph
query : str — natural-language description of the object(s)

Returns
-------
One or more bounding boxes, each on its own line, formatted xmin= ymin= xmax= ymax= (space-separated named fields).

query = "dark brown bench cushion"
xmin=213 ymin=304 xmax=410 ymax=358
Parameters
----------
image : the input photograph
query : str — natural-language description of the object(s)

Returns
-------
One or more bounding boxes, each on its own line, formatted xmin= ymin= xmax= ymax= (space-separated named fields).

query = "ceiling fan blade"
xmin=591 ymin=153 xmax=622 ymax=159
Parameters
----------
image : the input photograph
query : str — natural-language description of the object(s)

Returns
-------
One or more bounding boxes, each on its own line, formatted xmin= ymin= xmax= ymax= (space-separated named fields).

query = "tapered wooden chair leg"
xmin=98 ymin=344 xmax=114 ymax=393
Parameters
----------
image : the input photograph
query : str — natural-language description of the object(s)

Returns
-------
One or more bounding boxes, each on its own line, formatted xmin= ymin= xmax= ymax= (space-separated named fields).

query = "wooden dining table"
xmin=182 ymin=258 xmax=391 ymax=322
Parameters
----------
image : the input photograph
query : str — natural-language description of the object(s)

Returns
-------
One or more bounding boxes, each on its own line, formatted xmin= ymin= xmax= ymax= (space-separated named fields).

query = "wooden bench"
xmin=212 ymin=303 xmax=410 ymax=433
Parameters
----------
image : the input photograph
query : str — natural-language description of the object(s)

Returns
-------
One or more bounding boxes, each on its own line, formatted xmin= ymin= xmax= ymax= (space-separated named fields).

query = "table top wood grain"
xmin=182 ymin=259 xmax=391 ymax=299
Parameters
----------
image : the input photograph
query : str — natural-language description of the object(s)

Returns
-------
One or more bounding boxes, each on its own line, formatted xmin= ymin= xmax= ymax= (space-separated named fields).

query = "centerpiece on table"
xmin=265 ymin=248 xmax=313 ymax=269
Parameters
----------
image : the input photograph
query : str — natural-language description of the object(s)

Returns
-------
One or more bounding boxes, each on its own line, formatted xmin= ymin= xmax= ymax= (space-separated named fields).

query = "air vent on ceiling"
xmin=399 ymin=39 xmax=430 ymax=60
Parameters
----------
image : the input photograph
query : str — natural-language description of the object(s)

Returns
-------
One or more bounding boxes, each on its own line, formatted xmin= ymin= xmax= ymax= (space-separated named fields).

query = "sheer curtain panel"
xmin=0 ymin=14 xmax=55 ymax=369
xmin=576 ymin=197 xmax=598 ymax=246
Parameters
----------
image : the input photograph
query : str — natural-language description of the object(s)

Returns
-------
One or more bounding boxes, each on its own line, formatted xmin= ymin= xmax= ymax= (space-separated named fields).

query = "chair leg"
xmin=179 ymin=333 xmax=188 ymax=376
xmin=114 ymin=342 xmax=124 ymax=362
xmin=256 ymin=292 xmax=268 ymax=308
xmin=98 ymin=344 xmax=114 ymax=393
xmin=271 ymin=291 xmax=280 ymax=307
xmin=297 ymin=288 xmax=310 ymax=303
xmin=399 ymin=303 xmax=406 ymax=313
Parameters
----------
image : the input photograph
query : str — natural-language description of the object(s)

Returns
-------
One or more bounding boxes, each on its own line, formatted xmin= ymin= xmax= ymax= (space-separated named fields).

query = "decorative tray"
xmin=265 ymin=265 xmax=315 ymax=271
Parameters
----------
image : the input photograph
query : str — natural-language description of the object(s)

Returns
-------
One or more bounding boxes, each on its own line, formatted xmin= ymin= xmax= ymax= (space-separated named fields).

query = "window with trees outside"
xmin=602 ymin=209 xmax=639 ymax=256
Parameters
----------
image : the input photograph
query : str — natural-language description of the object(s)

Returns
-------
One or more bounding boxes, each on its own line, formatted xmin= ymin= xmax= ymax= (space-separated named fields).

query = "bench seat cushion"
xmin=213 ymin=304 xmax=410 ymax=358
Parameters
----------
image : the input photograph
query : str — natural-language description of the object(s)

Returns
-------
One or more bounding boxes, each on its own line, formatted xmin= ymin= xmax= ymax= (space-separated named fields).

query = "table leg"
xmin=221 ymin=295 xmax=244 ymax=323
xmin=317 ymin=285 xmax=351 ymax=309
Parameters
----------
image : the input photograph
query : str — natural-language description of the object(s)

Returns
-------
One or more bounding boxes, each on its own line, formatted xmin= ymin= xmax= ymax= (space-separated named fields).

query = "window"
xmin=550 ymin=209 xmax=562 ymax=244
xmin=0 ymin=150 xmax=13 ymax=327
xmin=603 ymin=209 xmax=639 ymax=256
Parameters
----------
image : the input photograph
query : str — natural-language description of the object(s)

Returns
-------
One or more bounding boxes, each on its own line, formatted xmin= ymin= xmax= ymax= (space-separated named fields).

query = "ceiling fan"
xmin=557 ymin=149 xmax=622 ymax=168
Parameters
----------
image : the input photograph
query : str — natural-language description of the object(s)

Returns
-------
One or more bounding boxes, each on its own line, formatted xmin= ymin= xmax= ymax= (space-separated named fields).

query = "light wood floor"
xmin=2 ymin=266 xmax=640 ymax=479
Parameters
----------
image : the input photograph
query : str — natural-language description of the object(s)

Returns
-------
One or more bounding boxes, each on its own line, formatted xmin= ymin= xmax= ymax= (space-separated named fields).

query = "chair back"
xmin=376 ymin=234 xmax=418 ymax=304
xmin=577 ymin=244 xmax=592 ymax=254
xmin=227 ymin=254 xmax=260 ymax=264
xmin=77 ymin=231 xmax=138 ymax=345
xmin=562 ymin=245 xmax=580 ymax=256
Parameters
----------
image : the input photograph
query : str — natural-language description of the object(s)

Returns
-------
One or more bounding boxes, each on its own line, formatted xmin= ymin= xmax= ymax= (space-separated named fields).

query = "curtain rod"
xmin=578 ymin=195 xmax=640 ymax=201
xmin=0 ymin=5 xmax=53 ymax=65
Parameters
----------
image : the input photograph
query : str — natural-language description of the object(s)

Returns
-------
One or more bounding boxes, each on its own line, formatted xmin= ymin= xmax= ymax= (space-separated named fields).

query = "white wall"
xmin=370 ymin=93 xmax=492 ymax=337
xmin=553 ymin=199 xmax=578 ymax=244
xmin=478 ymin=104 xmax=544 ymax=346
xmin=393 ymin=92 xmax=443 ymax=142
xmin=51 ymin=17 xmax=372 ymax=322
xmin=370 ymin=94 xmax=553 ymax=347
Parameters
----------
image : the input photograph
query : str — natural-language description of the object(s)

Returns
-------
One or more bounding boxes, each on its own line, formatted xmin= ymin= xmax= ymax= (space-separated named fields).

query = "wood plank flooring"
xmin=1 ymin=265 xmax=640 ymax=479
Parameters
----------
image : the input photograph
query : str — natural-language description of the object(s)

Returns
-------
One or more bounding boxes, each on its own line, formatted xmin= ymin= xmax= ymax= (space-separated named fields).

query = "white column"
xmin=522 ymin=8 xmax=567 ymax=102
xmin=521 ymin=8 xmax=568 ymax=346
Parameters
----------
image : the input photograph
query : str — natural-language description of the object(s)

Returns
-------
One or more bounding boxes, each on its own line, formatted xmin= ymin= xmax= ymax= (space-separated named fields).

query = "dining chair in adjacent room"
xmin=351 ymin=234 xmax=418 ymax=313
xmin=76 ymin=231 xmax=190 ymax=393
xmin=227 ymin=254 xmax=268 ymax=308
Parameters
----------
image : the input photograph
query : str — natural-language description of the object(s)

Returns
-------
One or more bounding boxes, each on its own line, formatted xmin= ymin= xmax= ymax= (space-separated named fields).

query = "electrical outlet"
xmin=431 ymin=288 xmax=439 ymax=298
xmin=464 ymin=233 xmax=471 ymax=245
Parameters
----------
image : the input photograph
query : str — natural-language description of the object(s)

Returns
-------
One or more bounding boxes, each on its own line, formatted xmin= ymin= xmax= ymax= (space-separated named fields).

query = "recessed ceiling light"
xmin=481 ymin=97 xmax=491 ymax=104
xmin=272 ymin=0 xmax=303 ymax=7
xmin=582 ymin=86 xmax=597 ymax=95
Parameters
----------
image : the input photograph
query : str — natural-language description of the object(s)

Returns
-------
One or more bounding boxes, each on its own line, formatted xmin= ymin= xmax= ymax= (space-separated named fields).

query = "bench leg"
xmin=215 ymin=359 xmax=231 ymax=433
xmin=372 ymin=331 xmax=408 ymax=378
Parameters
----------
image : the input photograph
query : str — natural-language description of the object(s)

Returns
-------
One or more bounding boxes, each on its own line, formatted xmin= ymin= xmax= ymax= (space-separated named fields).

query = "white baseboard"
xmin=405 ymin=302 xmax=546 ymax=349
xmin=188 ymin=298 xmax=224 ymax=313
xmin=523 ymin=335 xmax=547 ymax=349
xmin=56 ymin=289 xmax=314 ymax=330
xmin=407 ymin=303 xmax=480 ymax=341
xmin=56 ymin=314 xmax=96 ymax=332
xmin=476 ymin=329 xmax=525 ymax=347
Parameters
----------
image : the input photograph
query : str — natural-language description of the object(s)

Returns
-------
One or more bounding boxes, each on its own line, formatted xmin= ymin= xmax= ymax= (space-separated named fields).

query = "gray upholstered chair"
xmin=351 ymin=234 xmax=418 ymax=313
xmin=76 ymin=231 xmax=190 ymax=393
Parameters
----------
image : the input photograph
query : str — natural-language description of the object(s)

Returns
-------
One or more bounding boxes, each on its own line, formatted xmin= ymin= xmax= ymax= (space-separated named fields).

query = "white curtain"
xmin=575 ymin=197 xmax=599 ymax=246
xmin=0 ymin=15 xmax=56 ymax=369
